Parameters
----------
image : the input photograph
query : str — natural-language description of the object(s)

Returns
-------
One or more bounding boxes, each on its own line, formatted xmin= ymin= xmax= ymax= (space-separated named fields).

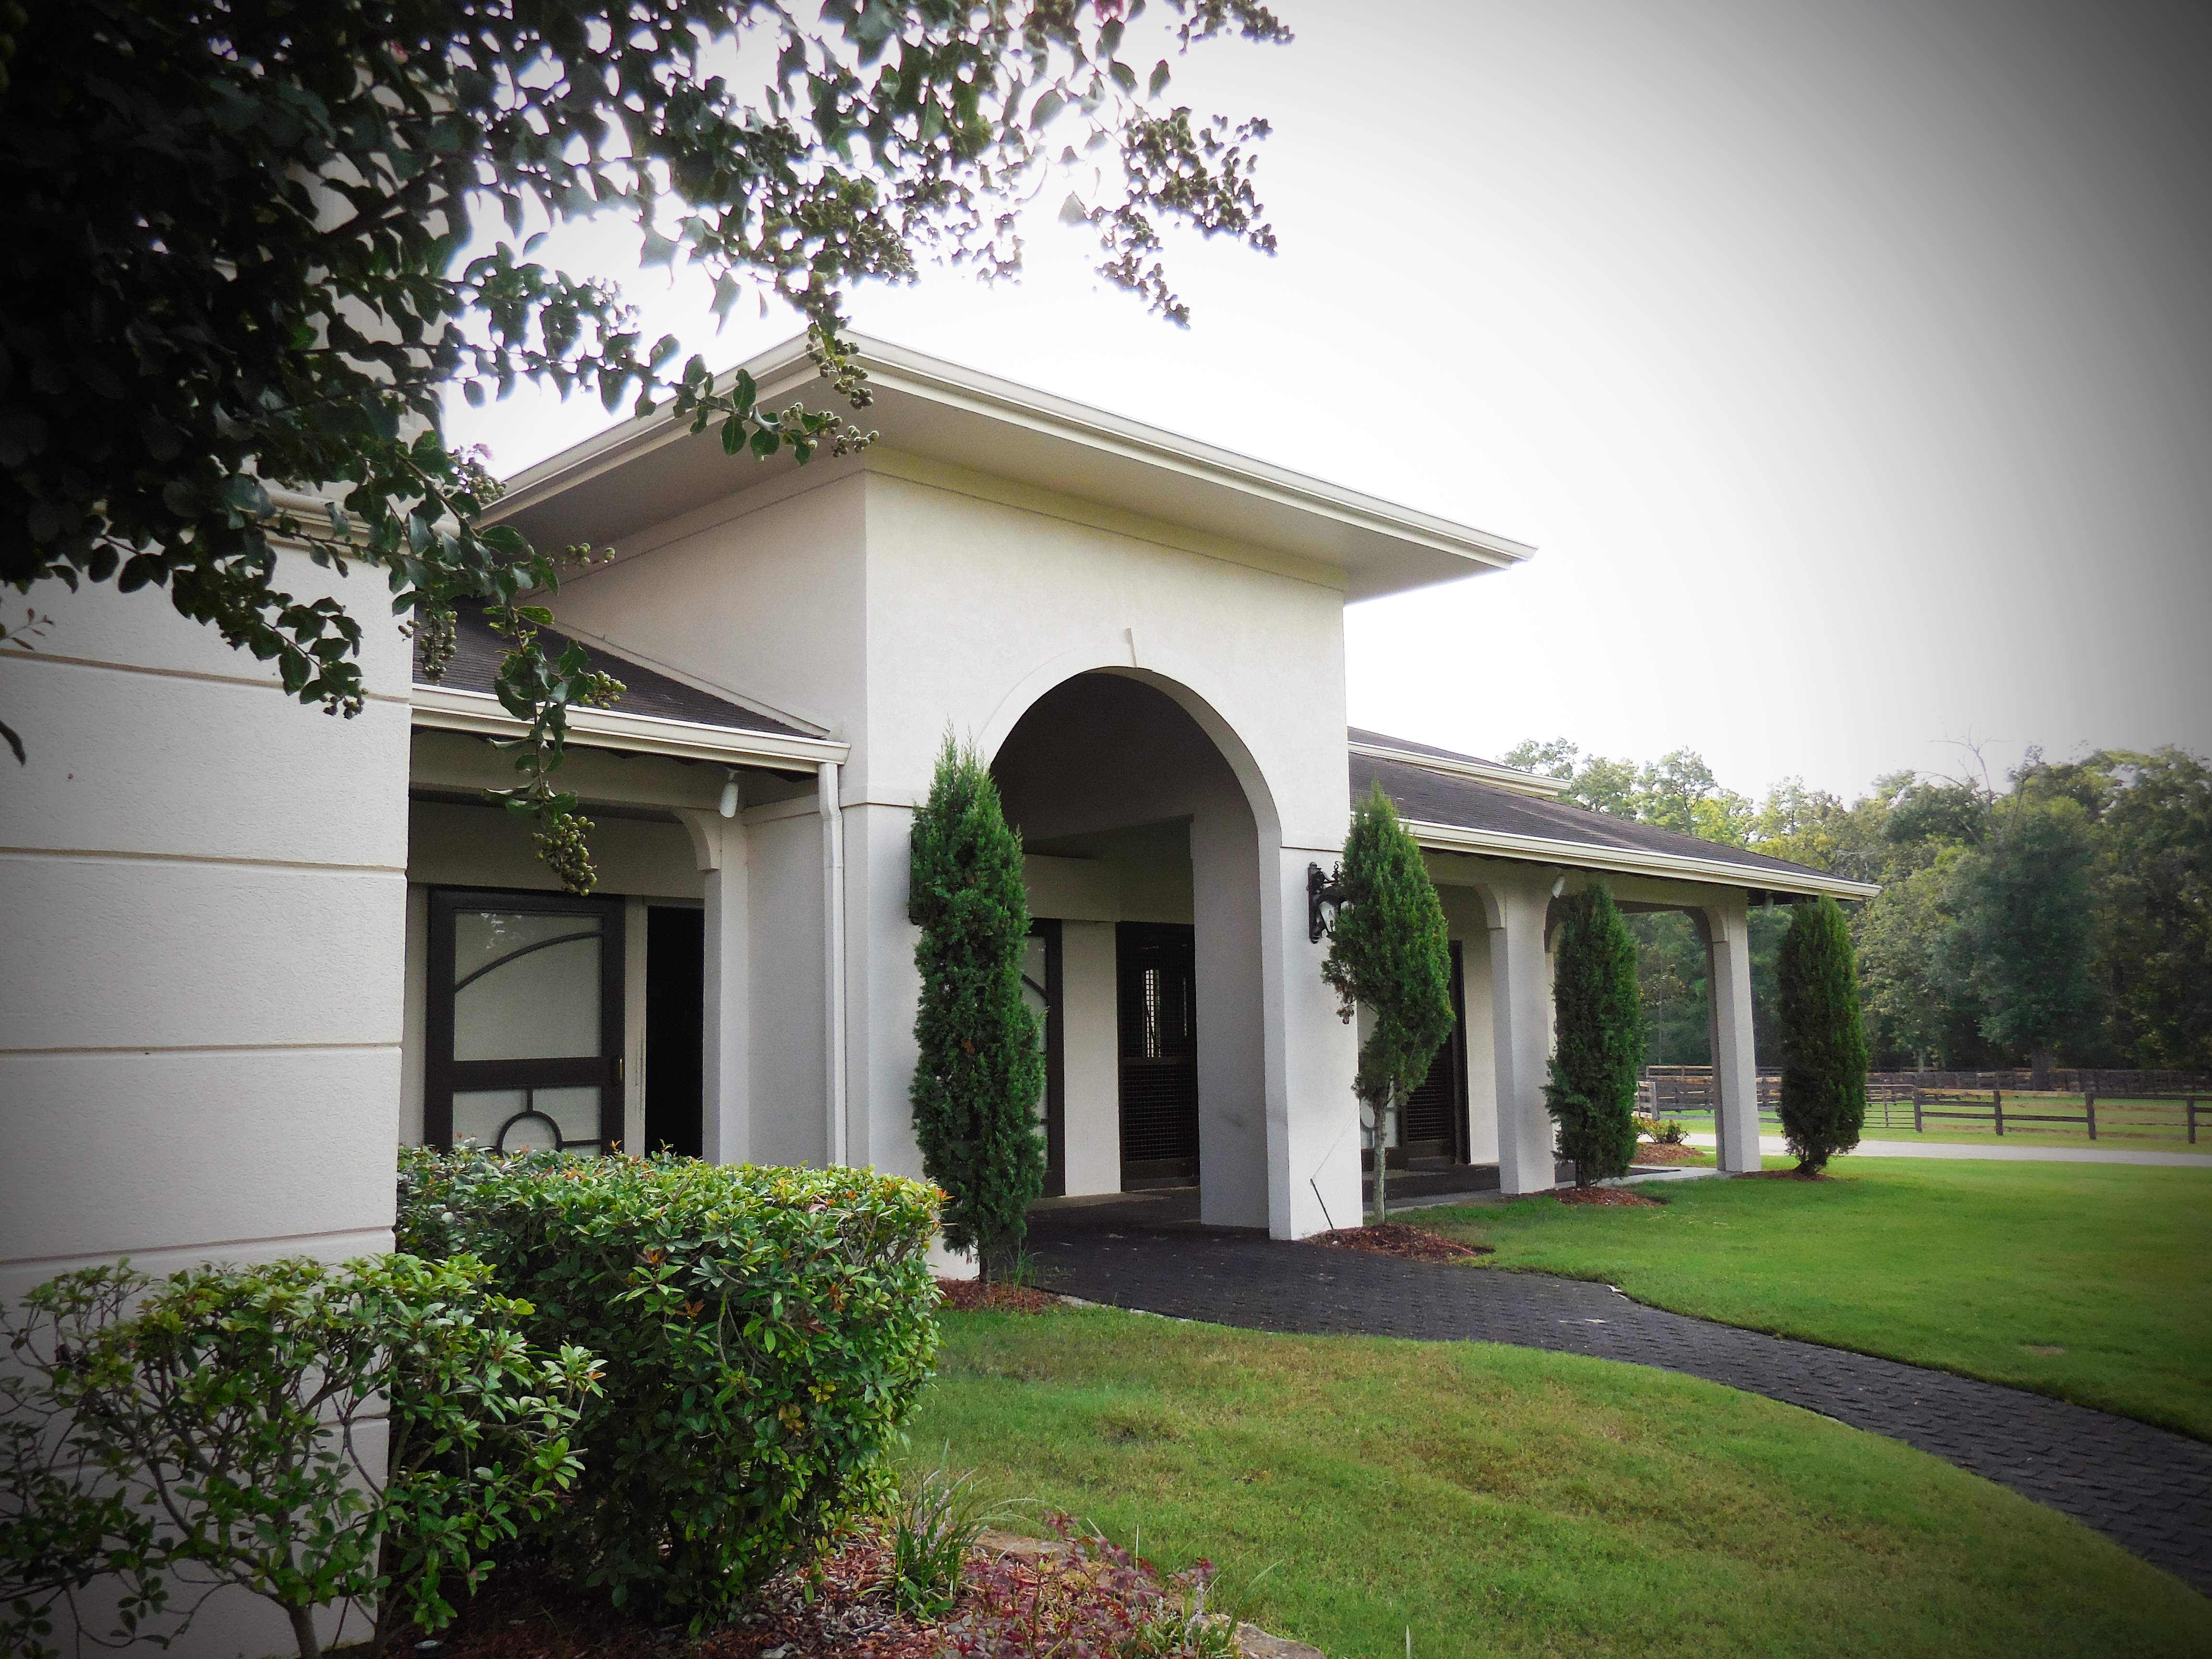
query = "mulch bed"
xmin=389 ymin=1531 xmax=938 ymax=1659
xmin=1550 ymin=1187 xmax=1667 ymax=1207
xmin=1631 ymin=1142 xmax=1706 ymax=1165
xmin=1311 ymin=1224 xmax=1490 ymax=1262
xmin=387 ymin=1521 xmax=1324 ymax=1659
xmin=935 ymin=1277 xmax=1066 ymax=1313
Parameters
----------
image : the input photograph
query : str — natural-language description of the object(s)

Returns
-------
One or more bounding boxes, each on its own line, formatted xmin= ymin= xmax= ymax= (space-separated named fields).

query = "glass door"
xmin=426 ymin=890 xmax=625 ymax=1153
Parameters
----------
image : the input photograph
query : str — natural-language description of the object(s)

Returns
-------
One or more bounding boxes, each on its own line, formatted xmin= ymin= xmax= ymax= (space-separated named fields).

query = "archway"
xmin=989 ymin=671 xmax=1275 ymax=1228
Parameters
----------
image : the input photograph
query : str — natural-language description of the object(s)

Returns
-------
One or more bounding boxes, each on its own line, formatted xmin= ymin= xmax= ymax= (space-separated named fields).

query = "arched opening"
xmin=989 ymin=671 xmax=1274 ymax=1227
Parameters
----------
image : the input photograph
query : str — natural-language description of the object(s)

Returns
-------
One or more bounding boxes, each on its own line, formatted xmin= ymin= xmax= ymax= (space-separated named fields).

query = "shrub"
xmin=1778 ymin=893 xmax=1871 ymax=1173
xmin=0 ymin=1255 xmax=594 ymax=1659
xmin=1545 ymin=882 xmax=1645 ymax=1186
xmin=908 ymin=733 xmax=1048 ymax=1278
xmin=397 ymin=1146 xmax=942 ymax=1630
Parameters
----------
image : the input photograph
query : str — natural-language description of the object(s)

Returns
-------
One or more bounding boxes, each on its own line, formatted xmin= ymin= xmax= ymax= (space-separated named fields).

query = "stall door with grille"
xmin=1397 ymin=940 xmax=1468 ymax=1165
xmin=426 ymin=890 xmax=625 ymax=1154
xmin=1117 ymin=922 xmax=1199 ymax=1184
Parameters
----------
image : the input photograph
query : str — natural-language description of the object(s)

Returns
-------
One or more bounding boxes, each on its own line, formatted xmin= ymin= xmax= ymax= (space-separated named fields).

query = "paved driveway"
xmin=1029 ymin=1214 xmax=2212 ymax=1597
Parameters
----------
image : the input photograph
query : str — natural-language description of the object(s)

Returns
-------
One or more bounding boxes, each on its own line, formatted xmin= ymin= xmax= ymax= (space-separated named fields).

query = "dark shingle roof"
xmin=415 ymin=608 xmax=811 ymax=738
xmin=1351 ymin=750 xmax=1838 ymax=884
xmin=1347 ymin=726 xmax=1501 ymax=767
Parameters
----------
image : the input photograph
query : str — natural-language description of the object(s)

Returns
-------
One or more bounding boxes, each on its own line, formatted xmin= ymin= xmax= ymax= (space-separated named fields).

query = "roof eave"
xmin=1407 ymin=817 xmax=1881 ymax=900
xmin=410 ymin=685 xmax=850 ymax=769
xmin=485 ymin=333 xmax=1535 ymax=590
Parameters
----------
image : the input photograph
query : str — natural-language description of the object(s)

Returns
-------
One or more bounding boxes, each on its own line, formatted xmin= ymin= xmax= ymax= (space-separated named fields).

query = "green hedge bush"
xmin=396 ymin=1148 xmax=941 ymax=1629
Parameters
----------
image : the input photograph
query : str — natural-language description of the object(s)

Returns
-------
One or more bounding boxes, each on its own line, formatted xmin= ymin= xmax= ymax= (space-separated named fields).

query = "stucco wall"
xmin=1 ymin=559 xmax=409 ymax=1292
xmin=0 ymin=557 xmax=410 ymax=1659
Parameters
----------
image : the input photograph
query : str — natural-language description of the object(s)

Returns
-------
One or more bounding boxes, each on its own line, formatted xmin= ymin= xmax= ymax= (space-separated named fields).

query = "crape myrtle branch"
xmin=1 ymin=0 xmax=1288 ymax=892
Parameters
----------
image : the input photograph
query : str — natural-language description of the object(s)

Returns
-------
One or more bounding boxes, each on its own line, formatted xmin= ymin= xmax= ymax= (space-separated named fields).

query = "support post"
xmin=1489 ymin=880 xmax=1557 ymax=1195
xmin=675 ymin=809 xmax=749 ymax=1167
xmin=818 ymin=760 xmax=848 ymax=1167
xmin=1695 ymin=898 xmax=1761 ymax=1174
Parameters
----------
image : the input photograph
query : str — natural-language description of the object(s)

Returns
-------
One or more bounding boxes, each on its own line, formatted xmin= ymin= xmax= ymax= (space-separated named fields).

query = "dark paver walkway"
xmin=1028 ymin=1211 xmax=2212 ymax=1597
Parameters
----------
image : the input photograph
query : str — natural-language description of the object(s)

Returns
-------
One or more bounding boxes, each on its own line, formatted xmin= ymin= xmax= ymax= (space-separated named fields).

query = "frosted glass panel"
xmin=532 ymin=1087 xmax=603 ymax=1144
xmin=453 ymin=911 xmax=601 ymax=1061
xmin=451 ymin=1088 xmax=525 ymax=1149
xmin=452 ymin=1087 xmax=602 ymax=1151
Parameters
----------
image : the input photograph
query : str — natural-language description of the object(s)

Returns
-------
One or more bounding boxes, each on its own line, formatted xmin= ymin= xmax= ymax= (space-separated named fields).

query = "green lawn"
xmin=914 ymin=1308 xmax=2212 ymax=1658
xmin=1417 ymin=1158 xmax=2212 ymax=1439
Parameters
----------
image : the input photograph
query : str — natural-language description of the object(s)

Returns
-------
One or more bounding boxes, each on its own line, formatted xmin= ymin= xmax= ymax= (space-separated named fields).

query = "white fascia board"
xmin=409 ymin=685 xmax=849 ymax=769
xmin=846 ymin=337 xmax=1535 ymax=572
xmin=488 ymin=332 xmax=1535 ymax=581
xmin=1406 ymin=817 xmax=1882 ymax=900
xmin=1348 ymin=741 xmax=1568 ymax=799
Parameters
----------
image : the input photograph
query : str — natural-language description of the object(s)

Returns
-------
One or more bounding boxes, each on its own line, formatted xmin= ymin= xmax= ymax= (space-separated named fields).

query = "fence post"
xmin=2191 ymin=1099 xmax=2200 ymax=1147
xmin=1913 ymin=1089 xmax=1923 ymax=1135
xmin=1994 ymin=1087 xmax=2004 ymax=1137
xmin=2085 ymin=1090 xmax=2096 ymax=1142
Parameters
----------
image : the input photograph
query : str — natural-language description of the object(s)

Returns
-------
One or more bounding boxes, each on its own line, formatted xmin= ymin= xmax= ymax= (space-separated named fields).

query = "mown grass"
xmin=912 ymin=1307 xmax=2212 ymax=1658
xmin=1417 ymin=1158 xmax=2212 ymax=1439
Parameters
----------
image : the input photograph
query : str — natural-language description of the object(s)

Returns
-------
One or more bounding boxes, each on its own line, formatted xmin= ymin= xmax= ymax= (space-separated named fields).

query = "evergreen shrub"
xmin=1545 ymin=882 xmax=1645 ymax=1185
xmin=907 ymin=735 xmax=1048 ymax=1277
xmin=1778 ymin=894 xmax=1871 ymax=1172
xmin=1322 ymin=782 xmax=1455 ymax=1222
xmin=396 ymin=1147 xmax=941 ymax=1629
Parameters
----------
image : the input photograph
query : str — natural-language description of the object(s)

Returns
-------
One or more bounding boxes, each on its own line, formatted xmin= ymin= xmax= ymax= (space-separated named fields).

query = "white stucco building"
xmin=4 ymin=329 xmax=1875 ymax=1286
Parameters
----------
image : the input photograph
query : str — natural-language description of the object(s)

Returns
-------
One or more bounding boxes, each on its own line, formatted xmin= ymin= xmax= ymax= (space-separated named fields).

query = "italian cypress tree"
xmin=1778 ymin=894 xmax=1870 ymax=1173
xmin=1322 ymin=783 xmax=1456 ymax=1224
xmin=1545 ymin=882 xmax=1644 ymax=1186
xmin=907 ymin=736 xmax=1046 ymax=1280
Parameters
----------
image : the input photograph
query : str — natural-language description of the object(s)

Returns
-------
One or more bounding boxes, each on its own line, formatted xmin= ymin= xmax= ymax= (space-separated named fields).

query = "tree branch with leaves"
xmin=1 ymin=0 xmax=1288 ymax=889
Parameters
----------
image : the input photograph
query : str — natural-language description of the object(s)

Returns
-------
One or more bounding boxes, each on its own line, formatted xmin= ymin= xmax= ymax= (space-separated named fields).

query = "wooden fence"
xmin=1643 ymin=1069 xmax=2211 ymax=1144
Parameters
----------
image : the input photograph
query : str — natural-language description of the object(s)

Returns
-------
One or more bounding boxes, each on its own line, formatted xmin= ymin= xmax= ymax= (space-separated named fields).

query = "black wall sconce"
xmin=1307 ymin=861 xmax=1347 ymax=943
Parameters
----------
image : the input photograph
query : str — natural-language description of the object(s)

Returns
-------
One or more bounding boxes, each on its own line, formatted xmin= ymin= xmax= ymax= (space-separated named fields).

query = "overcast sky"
xmin=445 ymin=0 xmax=2211 ymax=805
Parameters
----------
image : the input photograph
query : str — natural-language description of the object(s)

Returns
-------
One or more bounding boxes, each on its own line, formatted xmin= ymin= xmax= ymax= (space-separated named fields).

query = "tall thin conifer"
xmin=907 ymin=736 xmax=1046 ymax=1278
xmin=1778 ymin=894 xmax=1869 ymax=1173
xmin=1322 ymin=784 xmax=1456 ymax=1224
xmin=1545 ymin=882 xmax=1643 ymax=1186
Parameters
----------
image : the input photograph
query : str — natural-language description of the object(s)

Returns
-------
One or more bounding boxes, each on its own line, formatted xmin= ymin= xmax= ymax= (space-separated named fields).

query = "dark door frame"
xmin=425 ymin=887 xmax=626 ymax=1152
xmin=1369 ymin=938 xmax=1470 ymax=1170
xmin=1026 ymin=919 xmax=1065 ymax=1196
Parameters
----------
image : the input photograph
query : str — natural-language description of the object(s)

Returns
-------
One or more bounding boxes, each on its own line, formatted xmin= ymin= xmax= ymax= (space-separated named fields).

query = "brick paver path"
xmin=1032 ymin=1217 xmax=2212 ymax=1596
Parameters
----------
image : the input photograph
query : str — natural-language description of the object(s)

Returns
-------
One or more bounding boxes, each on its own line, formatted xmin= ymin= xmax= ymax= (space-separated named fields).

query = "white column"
xmin=818 ymin=761 xmax=848 ymax=1167
xmin=1490 ymin=878 xmax=1558 ymax=1195
xmin=676 ymin=810 xmax=749 ymax=1166
xmin=1699 ymin=896 xmax=1762 ymax=1173
xmin=1265 ymin=847 xmax=1362 ymax=1239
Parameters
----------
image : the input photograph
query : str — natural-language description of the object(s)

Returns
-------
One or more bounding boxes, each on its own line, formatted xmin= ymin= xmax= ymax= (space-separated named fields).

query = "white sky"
xmin=445 ymin=0 xmax=2212 ymax=804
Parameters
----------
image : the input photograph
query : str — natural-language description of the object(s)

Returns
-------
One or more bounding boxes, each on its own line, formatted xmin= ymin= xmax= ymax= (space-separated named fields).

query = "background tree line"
xmin=1503 ymin=740 xmax=2211 ymax=1076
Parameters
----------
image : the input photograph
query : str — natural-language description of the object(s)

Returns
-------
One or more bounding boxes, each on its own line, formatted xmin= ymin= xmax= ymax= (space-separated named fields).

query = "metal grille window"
xmin=1118 ymin=923 xmax=1199 ymax=1181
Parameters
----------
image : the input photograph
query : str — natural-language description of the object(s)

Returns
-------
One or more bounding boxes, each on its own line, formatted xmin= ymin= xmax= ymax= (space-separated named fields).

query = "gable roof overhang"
xmin=486 ymin=333 xmax=1533 ymax=602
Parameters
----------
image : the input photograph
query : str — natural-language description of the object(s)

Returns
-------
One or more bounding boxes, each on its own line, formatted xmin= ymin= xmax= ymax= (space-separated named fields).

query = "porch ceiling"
xmin=486 ymin=333 xmax=1534 ymax=602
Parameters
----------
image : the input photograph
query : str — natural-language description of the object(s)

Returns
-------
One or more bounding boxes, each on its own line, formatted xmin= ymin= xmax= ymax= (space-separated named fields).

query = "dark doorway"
xmin=1117 ymin=922 xmax=1200 ymax=1185
xmin=1372 ymin=940 xmax=1469 ymax=1170
xmin=644 ymin=906 xmax=705 ymax=1159
xmin=1023 ymin=921 xmax=1066 ymax=1196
